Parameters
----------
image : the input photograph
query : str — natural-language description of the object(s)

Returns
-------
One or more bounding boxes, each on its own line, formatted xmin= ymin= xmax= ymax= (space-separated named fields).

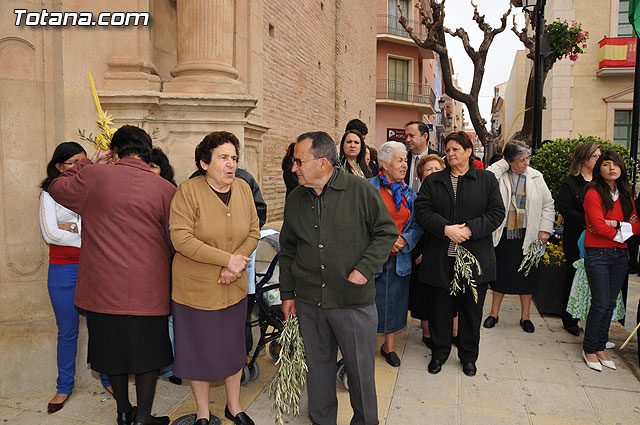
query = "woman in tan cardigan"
xmin=170 ymin=131 xmax=260 ymax=425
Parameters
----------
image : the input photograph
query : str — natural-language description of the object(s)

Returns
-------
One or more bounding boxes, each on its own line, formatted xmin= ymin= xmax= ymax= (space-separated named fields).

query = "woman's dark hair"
xmin=488 ymin=153 xmax=504 ymax=166
xmin=444 ymin=131 xmax=473 ymax=151
xmin=195 ymin=131 xmax=240 ymax=174
xmin=151 ymin=148 xmax=176 ymax=186
xmin=281 ymin=142 xmax=295 ymax=172
xmin=40 ymin=142 xmax=86 ymax=191
xmin=586 ymin=150 xmax=633 ymax=220
xmin=110 ymin=125 xmax=152 ymax=163
xmin=339 ymin=130 xmax=373 ymax=178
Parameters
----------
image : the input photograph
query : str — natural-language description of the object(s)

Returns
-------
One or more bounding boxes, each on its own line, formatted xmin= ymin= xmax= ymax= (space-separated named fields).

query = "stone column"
xmin=164 ymin=0 xmax=244 ymax=94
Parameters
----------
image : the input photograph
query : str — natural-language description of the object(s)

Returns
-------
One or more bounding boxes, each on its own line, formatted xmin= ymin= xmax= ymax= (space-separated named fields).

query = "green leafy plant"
xmin=269 ymin=316 xmax=308 ymax=425
xmin=530 ymin=135 xmax=635 ymax=200
xmin=546 ymin=20 xmax=589 ymax=63
xmin=518 ymin=239 xmax=546 ymax=276
xmin=450 ymin=244 xmax=482 ymax=303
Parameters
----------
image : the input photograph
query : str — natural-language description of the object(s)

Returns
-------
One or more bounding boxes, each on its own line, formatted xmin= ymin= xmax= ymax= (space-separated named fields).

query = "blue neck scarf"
xmin=378 ymin=171 xmax=412 ymax=215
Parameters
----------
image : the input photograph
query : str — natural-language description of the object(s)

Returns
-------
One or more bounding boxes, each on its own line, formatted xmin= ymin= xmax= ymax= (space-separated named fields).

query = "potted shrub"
xmin=533 ymin=242 xmax=567 ymax=315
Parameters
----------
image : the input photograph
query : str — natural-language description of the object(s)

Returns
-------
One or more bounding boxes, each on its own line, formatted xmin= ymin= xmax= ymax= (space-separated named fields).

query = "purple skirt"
xmin=172 ymin=297 xmax=247 ymax=381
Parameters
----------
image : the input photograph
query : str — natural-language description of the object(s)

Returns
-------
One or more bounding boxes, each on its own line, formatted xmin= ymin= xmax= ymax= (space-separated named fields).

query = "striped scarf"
xmin=506 ymin=171 xmax=526 ymax=239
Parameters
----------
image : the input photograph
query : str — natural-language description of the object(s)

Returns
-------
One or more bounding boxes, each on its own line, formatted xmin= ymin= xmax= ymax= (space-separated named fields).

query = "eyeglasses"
xmin=293 ymin=157 xmax=321 ymax=167
xmin=62 ymin=159 xmax=81 ymax=166
xmin=591 ymin=153 xmax=601 ymax=159
xmin=518 ymin=155 xmax=532 ymax=164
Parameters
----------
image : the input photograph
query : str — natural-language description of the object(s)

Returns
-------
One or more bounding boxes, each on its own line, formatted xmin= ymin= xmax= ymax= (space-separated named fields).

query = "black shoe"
xmin=422 ymin=336 xmax=434 ymax=349
xmin=483 ymin=315 xmax=499 ymax=328
xmin=117 ymin=407 xmax=136 ymax=425
xmin=428 ymin=358 xmax=445 ymax=374
xmin=133 ymin=415 xmax=170 ymax=425
xmin=194 ymin=413 xmax=221 ymax=425
xmin=520 ymin=319 xmax=535 ymax=333
xmin=380 ymin=346 xmax=401 ymax=367
xmin=462 ymin=362 xmax=477 ymax=376
xmin=194 ymin=419 xmax=210 ymax=425
xmin=565 ymin=326 xmax=580 ymax=336
xmin=168 ymin=375 xmax=182 ymax=385
xmin=225 ymin=405 xmax=255 ymax=425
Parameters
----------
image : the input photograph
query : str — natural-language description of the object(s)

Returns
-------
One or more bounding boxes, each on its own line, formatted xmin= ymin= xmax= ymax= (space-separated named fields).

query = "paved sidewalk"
xmin=1 ymin=293 xmax=638 ymax=424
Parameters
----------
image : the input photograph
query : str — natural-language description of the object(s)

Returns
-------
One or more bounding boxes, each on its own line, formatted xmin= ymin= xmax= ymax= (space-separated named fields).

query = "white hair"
xmin=378 ymin=141 xmax=407 ymax=164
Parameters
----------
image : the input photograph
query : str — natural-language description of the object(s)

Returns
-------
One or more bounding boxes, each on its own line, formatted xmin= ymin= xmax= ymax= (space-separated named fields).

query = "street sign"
xmin=387 ymin=128 xmax=405 ymax=142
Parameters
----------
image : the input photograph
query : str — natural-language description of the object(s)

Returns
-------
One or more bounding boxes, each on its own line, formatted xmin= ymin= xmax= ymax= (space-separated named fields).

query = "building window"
xmin=614 ymin=109 xmax=632 ymax=146
xmin=388 ymin=57 xmax=410 ymax=101
xmin=387 ymin=0 xmax=410 ymax=36
xmin=619 ymin=0 xmax=634 ymax=37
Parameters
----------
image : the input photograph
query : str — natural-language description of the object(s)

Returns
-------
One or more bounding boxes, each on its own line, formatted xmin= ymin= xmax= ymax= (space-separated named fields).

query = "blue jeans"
xmin=583 ymin=247 xmax=628 ymax=354
xmin=48 ymin=264 xmax=110 ymax=393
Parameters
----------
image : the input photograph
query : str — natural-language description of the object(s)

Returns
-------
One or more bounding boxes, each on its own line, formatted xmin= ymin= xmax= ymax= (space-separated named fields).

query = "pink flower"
xmin=569 ymin=55 xmax=578 ymax=61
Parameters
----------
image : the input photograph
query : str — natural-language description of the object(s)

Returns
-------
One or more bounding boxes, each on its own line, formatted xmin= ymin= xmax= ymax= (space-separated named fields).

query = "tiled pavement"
xmin=2 ymin=293 xmax=639 ymax=425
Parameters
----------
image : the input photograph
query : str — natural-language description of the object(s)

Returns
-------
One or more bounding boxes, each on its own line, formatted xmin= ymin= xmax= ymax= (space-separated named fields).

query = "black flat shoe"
xmin=483 ymin=315 xmax=499 ymax=328
xmin=168 ymin=375 xmax=182 ymax=385
xmin=225 ymin=405 xmax=255 ymax=425
xmin=380 ymin=346 xmax=401 ymax=367
xmin=422 ymin=336 xmax=434 ymax=349
xmin=117 ymin=407 xmax=136 ymax=425
xmin=193 ymin=412 xmax=221 ymax=425
xmin=133 ymin=415 xmax=170 ymax=425
xmin=520 ymin=319 xmax=535 ymax=333
xmin=194 ymin=419 xmax=209 ymax=425
xmin=428 ymin=358 xmax=445 ymax=374
xmin=565 ymin=326 xmax=580 ymax=336
xmin=462 ymin=362 xmax=477 ymax=376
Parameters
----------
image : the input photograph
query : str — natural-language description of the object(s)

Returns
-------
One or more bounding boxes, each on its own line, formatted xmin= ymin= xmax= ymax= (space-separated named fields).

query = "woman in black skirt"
xmin=170 ymin=132 xmax=260 ymax=425
xmin=48 ymin=126 xmax=177 ymax=425
xmin=483 ymin=140 xmax=555 ymax=333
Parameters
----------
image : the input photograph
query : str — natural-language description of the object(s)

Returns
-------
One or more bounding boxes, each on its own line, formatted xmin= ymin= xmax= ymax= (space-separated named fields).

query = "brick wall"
xmin=261 ymin=0 xmax=376 ymax=222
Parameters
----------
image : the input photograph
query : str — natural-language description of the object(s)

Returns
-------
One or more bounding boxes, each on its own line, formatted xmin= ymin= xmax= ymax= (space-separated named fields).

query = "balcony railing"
xmin=377 ymin=14 xmax=426 ymax=39
xmin=376 ymin=79 xmax=435 ymax=108
xmin=598 ymin=37 xmax=636 ymax=70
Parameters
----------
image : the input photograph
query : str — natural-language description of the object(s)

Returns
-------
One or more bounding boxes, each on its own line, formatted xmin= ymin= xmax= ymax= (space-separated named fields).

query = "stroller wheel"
xmin=248 ymin=361 xmax=260 ymax=381
xmin=336 ymin=361 xmax=349 ymax=391
xmin=240 ymin=365 xmax=251 ymax=386
xmin=269 ymin=341 xmax=281 ymax=362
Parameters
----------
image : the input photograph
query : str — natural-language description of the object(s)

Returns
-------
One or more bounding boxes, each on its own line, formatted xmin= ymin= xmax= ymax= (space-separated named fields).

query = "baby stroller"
xmin=241 ymin=230 xmax=284 ymax=385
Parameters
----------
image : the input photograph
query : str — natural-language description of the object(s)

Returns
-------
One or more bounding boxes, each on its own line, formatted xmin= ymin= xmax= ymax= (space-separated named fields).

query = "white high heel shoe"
xmin=596 ymin=355 xmax=616 ymax=370
xmin=583 ymin=351 xmax=602 ymax=371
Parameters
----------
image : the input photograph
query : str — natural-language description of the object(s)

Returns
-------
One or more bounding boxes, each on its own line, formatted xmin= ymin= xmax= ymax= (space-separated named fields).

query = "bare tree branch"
xmin=396 ymin=0 xmax=512 ymax=145
xmin=512 ymin=16 xmax=534 ymax=60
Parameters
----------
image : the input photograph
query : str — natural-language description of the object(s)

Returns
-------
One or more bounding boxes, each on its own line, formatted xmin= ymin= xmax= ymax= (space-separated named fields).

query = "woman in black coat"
xmin=556 ymin=141 xmax=601 ymax=336
xmin=414 ymin=131 xmax=504 ymax=377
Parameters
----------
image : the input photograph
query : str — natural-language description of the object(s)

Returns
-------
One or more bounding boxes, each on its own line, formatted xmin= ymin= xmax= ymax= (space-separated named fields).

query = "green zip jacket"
xmin=279 ymin=169 xmax=399 ymax=308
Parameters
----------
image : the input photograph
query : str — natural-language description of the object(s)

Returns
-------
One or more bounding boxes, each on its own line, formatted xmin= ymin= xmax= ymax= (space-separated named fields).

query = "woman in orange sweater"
xmin=582 ymin=150 xmax=639 ymax=371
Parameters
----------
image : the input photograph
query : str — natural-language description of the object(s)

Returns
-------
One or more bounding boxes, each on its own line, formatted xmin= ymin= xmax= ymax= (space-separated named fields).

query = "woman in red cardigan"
xmin=583 ymin=150 xmax=639 ymax=371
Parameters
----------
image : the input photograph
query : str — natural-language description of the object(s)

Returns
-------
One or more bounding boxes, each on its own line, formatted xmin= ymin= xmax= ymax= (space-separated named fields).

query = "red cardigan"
xmin=583 ymin=187 xmax=640 ymax=248
xmin=48 ymin=157 xmax=176 ymax=316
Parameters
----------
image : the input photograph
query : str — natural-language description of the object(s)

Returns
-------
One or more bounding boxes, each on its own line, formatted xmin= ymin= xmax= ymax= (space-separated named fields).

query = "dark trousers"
xmin=428 ymin=277 xmax=488 ymax=364
xmin=583 ymin=247 xmax=628 ymax=354
xmin=561 ymin=264 xmax=580 ymax=329
xmin=296 ymin=300 xmax=378 ymax=425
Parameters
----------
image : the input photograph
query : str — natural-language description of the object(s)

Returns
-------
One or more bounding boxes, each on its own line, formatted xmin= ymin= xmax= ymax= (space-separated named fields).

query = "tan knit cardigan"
xmin=170 ymin=175 xmax=260 ymax=310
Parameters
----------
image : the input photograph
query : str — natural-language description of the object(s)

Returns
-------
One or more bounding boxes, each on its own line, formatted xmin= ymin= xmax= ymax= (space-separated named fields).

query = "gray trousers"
xmin=296 ymin=300 xmax=379 ymax=425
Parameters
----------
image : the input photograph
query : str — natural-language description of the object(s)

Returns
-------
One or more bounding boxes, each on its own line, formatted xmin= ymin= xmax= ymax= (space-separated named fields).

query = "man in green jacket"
xmin=280 ymin=131 xmax=398 ymax=425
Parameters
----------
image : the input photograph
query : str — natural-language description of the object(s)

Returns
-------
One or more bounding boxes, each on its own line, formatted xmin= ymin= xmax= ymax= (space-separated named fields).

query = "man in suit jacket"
xmin=404 ymin=121 xmax=443 ymax=192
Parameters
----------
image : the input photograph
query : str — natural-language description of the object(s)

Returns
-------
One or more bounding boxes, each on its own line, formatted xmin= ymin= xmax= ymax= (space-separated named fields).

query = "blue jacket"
xmin=368 ymin=176 xmax=423 ymax=277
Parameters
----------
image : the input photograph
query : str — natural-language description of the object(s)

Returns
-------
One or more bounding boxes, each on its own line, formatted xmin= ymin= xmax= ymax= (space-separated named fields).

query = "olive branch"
xmin=269 ymin=315 xmax=308 ymax=425
xmin=450 ymin=244 xmax=482 ymax=303
xmin=518 ymin=239 xmax=546 ymax=277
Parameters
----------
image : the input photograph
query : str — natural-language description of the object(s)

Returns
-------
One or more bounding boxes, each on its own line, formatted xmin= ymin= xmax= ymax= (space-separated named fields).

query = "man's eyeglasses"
xmin=293 ymin=157 xmax=321 ymax=167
